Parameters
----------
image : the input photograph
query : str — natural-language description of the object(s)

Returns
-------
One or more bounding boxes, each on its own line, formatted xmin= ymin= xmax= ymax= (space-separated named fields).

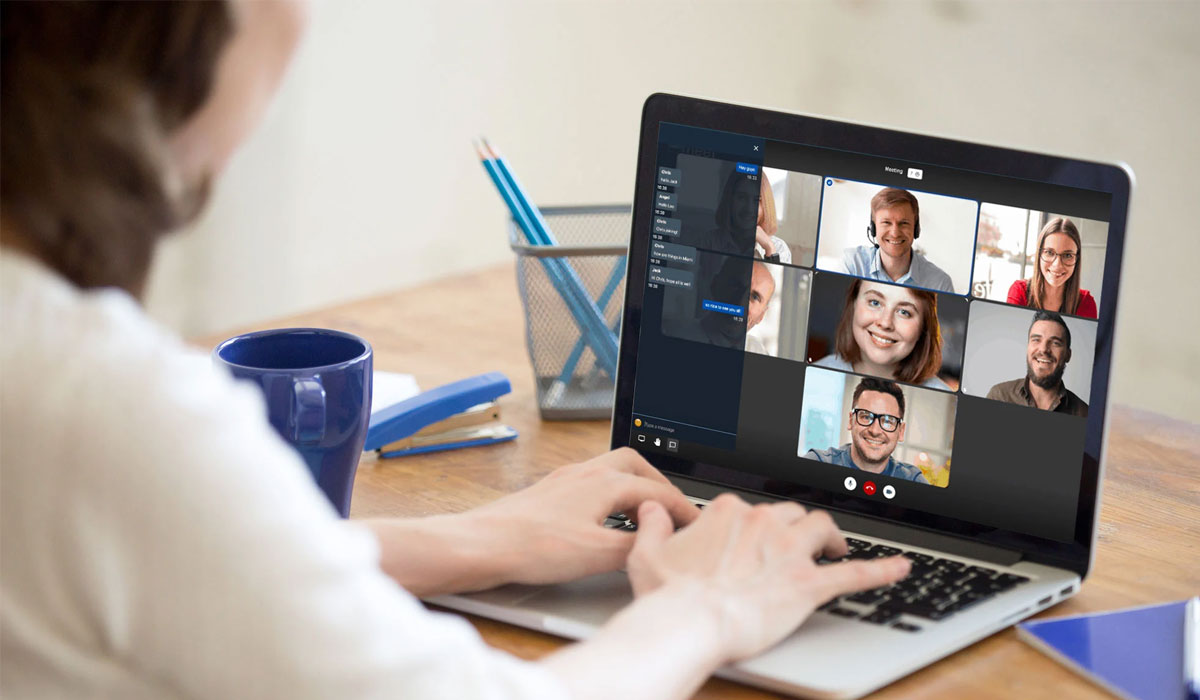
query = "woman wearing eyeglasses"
xmin=1006 ymin=218 xmax=1098 ymax=319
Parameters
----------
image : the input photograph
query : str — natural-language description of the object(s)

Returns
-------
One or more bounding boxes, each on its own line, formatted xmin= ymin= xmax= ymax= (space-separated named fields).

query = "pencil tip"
xmin=479 ymin=137 xmax=497 ymax=159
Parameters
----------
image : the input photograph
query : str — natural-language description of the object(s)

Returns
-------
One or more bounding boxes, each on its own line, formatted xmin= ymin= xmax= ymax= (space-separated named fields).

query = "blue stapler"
xmin=364 ymin=372 xmax=518 ymax=458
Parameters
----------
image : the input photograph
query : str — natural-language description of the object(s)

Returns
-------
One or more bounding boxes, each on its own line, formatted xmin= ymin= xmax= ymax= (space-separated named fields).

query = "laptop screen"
xmin=615 ymin=97 xmax=1129 ymax=563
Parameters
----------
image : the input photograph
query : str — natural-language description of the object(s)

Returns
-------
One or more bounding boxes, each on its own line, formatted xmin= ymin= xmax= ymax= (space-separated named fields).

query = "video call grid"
xmin=639 ymin=134 xmax=1105 ymax=496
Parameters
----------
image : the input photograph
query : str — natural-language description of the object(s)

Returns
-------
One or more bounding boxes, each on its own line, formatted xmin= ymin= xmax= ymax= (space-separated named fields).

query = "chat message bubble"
xmin=653 ymin=216 xmax=682 ymax=237
xmin=649 ymin=266 xmax=694 ymax=289
xmin=651 ymin=241 xmax=697 ymax=266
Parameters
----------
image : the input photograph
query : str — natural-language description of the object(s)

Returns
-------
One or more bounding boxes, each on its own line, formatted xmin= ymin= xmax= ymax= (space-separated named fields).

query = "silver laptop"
xmin=430 ymin=94 xmax=1133 ymax=698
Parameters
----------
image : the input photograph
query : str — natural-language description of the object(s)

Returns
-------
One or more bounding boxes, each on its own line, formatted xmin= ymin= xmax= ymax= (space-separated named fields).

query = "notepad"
xmin=1017 ymin=600 xmax=1189 ymax=700
xmin=370 ymin=371 xmax=419 ymax=417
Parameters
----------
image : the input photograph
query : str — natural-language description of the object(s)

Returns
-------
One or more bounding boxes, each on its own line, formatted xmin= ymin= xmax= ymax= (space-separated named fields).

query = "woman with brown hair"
xmin=1006 ymin=217 xmax=1098 ymax=318
xmin=814 ymin=279 xmax=948 ymax=390
xmin=0 ymin=2 xmax=907 ymax=698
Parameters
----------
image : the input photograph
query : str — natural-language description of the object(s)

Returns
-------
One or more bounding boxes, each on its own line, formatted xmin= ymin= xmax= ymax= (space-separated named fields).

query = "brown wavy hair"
xmin=1027 ymin=217 xmax=1082 ymax=316
xmin=834 ymin=279 xmax=943 ymax=384
xmin=1 ymin=1 xmax=234 ymax=295
xmin=758 ymin=175 xmax=778 ymax=236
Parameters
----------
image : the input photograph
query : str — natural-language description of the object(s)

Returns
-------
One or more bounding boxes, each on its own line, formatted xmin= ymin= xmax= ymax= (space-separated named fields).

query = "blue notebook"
xmin=1017 ymin=600 xmax=1190 ymax=700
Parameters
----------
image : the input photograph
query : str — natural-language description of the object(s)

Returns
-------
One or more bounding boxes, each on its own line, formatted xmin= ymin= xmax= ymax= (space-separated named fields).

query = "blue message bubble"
xmin=702 ymin=300 xmax=745 ymax=317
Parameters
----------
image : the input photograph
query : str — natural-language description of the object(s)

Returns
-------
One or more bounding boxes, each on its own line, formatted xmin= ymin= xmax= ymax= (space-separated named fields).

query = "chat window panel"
xmin=660 ymin=251 xmax=753 ymax=350
xmin=630 ymin=135 xmax=766 ymax=451
xmin=669 ymin=154 xmax=760 ymax=259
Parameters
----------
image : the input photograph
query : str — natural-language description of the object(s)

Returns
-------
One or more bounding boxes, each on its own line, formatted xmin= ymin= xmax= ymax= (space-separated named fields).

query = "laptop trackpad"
xmin=430 ymin=572 xmax=633 ymax=639
xmin=517 ymin=571 xmax=633 ymax=626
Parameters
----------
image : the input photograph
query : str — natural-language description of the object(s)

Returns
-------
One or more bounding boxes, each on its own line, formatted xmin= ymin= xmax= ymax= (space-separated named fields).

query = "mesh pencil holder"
xmin=510 ymin=205 xmax=631 ymax=420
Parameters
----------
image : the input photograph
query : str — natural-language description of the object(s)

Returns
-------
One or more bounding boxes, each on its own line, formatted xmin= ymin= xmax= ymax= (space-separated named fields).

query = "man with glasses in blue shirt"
xmin=805 ymin=377 xmax=930 ymax=484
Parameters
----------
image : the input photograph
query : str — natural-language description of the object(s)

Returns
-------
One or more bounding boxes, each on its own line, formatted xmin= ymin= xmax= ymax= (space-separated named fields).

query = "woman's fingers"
xmin=633 ymin=501 xmax=674 ymax=551
xmin=612 ymin=476 xmax=699 ymax=527
xmin=789 ymin=510 xmax=850 ymax=560
xmin=768 ymin=500 xmax=806 ymax=524
xmin=604 ymin=447 xmax=675 ymax=486
xmin=810 ymin=557 xmax=911 ymax=603
xmin=626 ymin=501 xmax=675 ymax=594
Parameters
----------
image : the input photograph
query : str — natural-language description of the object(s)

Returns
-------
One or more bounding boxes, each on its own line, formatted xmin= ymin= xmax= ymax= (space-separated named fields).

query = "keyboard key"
xmin=830 ymin=549 xmax=1033 ymax=628
xmin=847 ymin=587 xmax=892 ymax=606
xmin=855 ymin=545 xmax=900 ymax=559
xmin=899 ymin=605 xmax=951 ymax=621
xmin=862 ymin=608 xmax=901 ymax=625
xmin=946 ymin=594 xmax=988 ymax=614
xmin=847 ymin=549 xmax=879 ymax=560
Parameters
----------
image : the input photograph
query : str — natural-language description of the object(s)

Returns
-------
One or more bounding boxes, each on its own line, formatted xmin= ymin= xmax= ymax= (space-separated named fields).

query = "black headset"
xmin=867 ymin=208 xmax=921 ymax=247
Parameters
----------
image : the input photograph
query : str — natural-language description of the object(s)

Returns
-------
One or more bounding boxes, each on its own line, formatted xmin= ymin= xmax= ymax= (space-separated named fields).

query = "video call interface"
xmin=627 ymin=123 xmax=1113 ymax=543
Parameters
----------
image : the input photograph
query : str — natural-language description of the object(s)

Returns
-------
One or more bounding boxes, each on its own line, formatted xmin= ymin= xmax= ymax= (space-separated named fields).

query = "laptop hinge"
xmin=670 ymin=474 xmax=1023 ymax=567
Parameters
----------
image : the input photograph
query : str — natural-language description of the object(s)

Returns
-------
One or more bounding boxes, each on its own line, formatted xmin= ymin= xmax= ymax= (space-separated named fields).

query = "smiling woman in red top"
xmin=1007 ymin=217 xmax=1098 ymax=318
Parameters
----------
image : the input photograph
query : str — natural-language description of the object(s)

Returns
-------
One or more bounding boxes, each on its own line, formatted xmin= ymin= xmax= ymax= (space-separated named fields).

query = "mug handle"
xmin=292 ymin=376 xmax=326 ymax=444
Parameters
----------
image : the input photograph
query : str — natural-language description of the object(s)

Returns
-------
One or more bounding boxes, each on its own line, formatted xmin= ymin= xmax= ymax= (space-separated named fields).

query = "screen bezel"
xmin=611 ymin=93 xmax=1131 ymax=578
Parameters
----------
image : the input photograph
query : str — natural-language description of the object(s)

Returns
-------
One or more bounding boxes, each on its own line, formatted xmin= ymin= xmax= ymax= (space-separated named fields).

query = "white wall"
xmin=144 ymin=0 xmax=1200 ymax=423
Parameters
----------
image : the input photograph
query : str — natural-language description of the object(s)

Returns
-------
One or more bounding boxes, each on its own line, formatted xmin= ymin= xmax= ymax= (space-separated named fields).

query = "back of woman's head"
xmin=1 ymin=1 xmax=233 ymax=294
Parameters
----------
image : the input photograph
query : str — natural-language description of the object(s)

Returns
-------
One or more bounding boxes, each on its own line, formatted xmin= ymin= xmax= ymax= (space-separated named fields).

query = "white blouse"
xmin=0 ymin=251 xmax=567 ymax=699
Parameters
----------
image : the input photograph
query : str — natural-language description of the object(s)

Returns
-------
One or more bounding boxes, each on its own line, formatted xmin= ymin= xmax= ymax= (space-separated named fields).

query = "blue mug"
xmin=214 ymin=328 xmax=373 ymax=517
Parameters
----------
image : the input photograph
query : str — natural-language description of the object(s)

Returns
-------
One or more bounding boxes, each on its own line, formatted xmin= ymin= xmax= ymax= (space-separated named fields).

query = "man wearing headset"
xmin=841 ymin=187 xmax=954 ymax=292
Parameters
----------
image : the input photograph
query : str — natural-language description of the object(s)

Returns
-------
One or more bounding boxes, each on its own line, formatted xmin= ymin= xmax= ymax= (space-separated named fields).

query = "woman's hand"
xmin=754 ymin=225 xmax=776 ymax=257
xmin=468 ymin=448 xmax=699 ymax=586
xmin=627 ymin=494 xmax=910 ymax=662
xmin=367 ymin=448 xmax=699 ymax=596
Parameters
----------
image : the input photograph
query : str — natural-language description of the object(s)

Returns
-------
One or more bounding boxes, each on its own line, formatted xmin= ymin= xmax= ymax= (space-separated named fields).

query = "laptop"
xmin=430 ymin=93 xmax=1133 ymax=698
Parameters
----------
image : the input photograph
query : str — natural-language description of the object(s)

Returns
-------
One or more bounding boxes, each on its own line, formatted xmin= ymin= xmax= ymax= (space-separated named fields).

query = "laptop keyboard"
xmin=604 ymin=514 xmax=1031 ymax=633
xmin=815 ymin=538 xmax=1030 ymax=631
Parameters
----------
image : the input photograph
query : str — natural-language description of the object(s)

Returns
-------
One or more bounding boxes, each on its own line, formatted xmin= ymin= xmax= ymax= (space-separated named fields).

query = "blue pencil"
xmin=482 ymin=139 xmax=619 ymax=372
xmin=546 ymin=255 xmax=626 ymax=404
xmin=475 ymin=140 xmax=619 ymax=376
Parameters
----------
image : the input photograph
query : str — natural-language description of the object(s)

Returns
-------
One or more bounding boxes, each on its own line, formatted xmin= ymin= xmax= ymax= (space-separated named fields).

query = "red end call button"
xmin=863 ymin=481 xmax=877 ymax=496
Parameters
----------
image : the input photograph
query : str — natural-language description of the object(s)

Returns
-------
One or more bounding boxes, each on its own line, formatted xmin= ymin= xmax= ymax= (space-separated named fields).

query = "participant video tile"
xmin=797 ymin=366 xmax=957 ymax=488
xmin=815 ymin=178 xmax=978 ymax=295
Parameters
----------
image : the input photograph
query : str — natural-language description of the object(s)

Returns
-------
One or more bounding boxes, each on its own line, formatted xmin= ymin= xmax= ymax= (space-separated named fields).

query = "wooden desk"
xmin=204 ymin=263 xmax=1200 ymax=699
